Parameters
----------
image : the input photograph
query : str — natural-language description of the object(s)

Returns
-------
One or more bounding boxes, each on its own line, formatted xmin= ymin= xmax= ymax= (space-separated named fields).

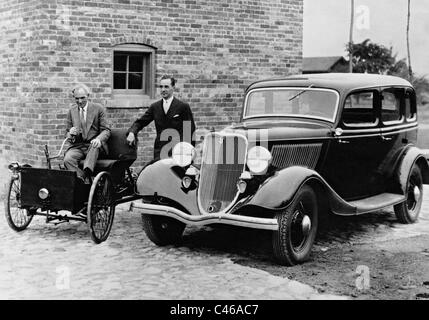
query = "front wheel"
xmin=87 ymin=171 xmax=115 ymax=243
xmin=394 ymin=164 xmax=423 ymax=224
xmin=272 ymin=185 xmax=318 ymax=266
xmin=142 ymin=215 xmax=185 ymax=246
xmin=4 ymin=175 xmax=34 ymax=231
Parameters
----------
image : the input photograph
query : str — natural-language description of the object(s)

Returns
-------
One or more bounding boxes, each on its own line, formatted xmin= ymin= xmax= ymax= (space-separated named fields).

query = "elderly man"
xmin=64 ymin=84 xmax=110 ymax=183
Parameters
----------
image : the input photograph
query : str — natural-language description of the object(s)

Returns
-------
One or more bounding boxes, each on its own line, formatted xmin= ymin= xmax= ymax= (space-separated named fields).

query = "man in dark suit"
xmin=126 ymin=75 xmax=196 ymax=160
xmin=64 ymin=84 xmax=111 ymax=183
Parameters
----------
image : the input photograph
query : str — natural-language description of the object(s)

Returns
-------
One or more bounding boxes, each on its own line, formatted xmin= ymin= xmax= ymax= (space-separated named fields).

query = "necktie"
xmin=163 ymin=100 xmax=169 ymax=114
xmin=79 ymin=107 xmax=86 ymax=138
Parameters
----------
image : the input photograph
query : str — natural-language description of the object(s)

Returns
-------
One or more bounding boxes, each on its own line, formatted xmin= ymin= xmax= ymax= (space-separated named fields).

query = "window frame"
xmin=341 ymin=89 xmax=380 ymax=129
xmin=380 ymin=87 xmax=405 ymax=126
xmin=242 ymin=87 xmax=340 ymax=123
xmin=112 ymin=43 xmax=156 ymax=99
xmin=405 ymin=88 xmax=417 ymax=122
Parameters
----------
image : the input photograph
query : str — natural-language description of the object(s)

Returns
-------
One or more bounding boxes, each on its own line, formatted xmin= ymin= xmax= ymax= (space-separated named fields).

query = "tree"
xmin=346 ymin=39 xmax=396 ymax=74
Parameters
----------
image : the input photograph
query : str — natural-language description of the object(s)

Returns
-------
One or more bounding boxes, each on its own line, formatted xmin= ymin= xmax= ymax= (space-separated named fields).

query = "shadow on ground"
xmin=181 ymin=209 xmax=399 ymax=264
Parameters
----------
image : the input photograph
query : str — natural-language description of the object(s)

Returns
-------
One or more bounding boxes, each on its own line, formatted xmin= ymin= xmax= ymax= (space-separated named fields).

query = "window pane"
xmin=343 ymin=91 xmax=376 ymax=126
xmin=113 ymin=48 xmax=152 ymax=95
xmin=114 ymin=54 xmax=127 ymax=71
xmin=381 ymin=90 xmax=401 ymax=122
xmin=113 ymin=73 xmax=126 ymax=89
xmin=129 ymin=54 xmax=144 ymax=72
xmin=129 ymin=73 xmax=143 ymax=89
xmin=245 ymin=89 xmax=337 ymax=122
xmin=405 ymin=92 xmax=416 ymax=120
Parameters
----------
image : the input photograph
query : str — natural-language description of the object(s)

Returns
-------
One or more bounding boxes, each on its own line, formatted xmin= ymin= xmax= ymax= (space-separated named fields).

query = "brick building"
xmin=0 ymin=0 xmax=303 ymax=167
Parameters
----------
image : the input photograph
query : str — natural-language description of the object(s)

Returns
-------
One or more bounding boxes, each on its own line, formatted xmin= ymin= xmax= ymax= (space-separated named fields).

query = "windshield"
xmin=244 ymin=88 xmax=339 ymax=122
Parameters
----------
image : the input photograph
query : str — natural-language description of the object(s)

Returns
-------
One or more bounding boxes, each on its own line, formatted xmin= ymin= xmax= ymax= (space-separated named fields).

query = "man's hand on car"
xmin=126 ymin=132 xmax=136 ymax=146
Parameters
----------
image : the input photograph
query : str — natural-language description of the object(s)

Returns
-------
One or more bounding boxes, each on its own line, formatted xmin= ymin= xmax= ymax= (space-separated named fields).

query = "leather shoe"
xmin=83 ymin=168 xmax=93 ymax=184
xmin=78 ymin=175 xmax=91 ymax=185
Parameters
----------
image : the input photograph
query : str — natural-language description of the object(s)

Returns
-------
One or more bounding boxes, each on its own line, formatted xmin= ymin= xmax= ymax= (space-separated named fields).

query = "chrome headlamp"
xmin=172 ymin=142 xmax=196 ymax=167
xmin=182 ymin=166 xmax=199 ymax=189
xmin=38 ymin=188 xmax=50 ymax=200
xmin=8 ymin=162 xmax=20 ymax=172
xmin=237 ymin=171 xmax=252 ymax=194
xmin=246 ymin=146 xmax=272 ymax=175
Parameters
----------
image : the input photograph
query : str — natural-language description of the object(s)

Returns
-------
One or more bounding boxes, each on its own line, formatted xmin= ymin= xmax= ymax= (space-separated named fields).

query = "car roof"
xmin=246 ymin=73 xmax=413 ymax=95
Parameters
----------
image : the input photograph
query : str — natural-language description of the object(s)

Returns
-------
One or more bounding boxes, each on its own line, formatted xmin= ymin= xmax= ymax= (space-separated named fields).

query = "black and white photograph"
xmin=1 ymin=0 xmax=429 ymax=305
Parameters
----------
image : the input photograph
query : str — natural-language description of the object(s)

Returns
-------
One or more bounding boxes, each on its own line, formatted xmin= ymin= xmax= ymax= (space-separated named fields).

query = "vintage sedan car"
xmin=131 ymin=73 xmax=429 ymax=265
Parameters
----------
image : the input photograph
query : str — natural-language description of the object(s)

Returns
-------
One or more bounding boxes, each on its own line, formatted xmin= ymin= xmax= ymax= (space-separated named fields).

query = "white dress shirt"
xmin=163 ymin=96 xmax=173 ymax=114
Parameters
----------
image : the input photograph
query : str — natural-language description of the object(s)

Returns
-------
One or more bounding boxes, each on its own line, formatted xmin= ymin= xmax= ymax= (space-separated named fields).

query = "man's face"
xmin=74 ymin=88 xmax=88 ymax=108
xmin=159 ymin=78 xmax=174 ymax=100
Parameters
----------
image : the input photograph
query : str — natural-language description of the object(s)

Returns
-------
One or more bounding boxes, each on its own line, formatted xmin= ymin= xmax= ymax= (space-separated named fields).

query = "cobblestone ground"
xmin=0 ymin=160 xmax=343 ymax=300
xmin=2 ymin=158 xmax=429 ymax=300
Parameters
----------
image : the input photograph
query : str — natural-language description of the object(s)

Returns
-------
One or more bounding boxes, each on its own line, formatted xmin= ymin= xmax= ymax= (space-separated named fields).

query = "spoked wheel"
xmin=4 ymin=175 xmax=34 ymax=231
xmin=142 ymin=214 xmax=185 ymax=246
xmin=87 ymin=171 xmax=115 ymax=243
xmin=394 ymin=164 xmax=423 ymax=224
xmin=272 ymin=185 xmax=318 ymax=266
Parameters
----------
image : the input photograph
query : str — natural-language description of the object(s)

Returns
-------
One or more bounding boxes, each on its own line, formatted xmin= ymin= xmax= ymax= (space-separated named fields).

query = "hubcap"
xmin=301 ymin=215 xmax=312 ymax=237
xmin=413 ymin=186 xmax=421 ymax=202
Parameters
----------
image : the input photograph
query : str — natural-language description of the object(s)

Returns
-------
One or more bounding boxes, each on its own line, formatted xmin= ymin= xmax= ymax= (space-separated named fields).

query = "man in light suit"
xmin=64 ymin=84 xmax=111 ymax=183
xmin=126 ymin=75 xmax=196 ymax=160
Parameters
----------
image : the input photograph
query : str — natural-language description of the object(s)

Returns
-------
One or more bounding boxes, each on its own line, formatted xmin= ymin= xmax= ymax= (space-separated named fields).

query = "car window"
xmin=405 ymin=90 xmax=416 ymax=121
xmin=245 ymin=88 xmax=338 ymax=122
xmin=381 ymin=89 xmax=403 ymax=124
xmin=342 ymin=91 xmax=377 ymax=127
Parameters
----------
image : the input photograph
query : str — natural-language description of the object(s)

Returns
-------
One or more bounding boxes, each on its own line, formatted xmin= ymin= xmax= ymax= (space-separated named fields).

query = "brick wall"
xmin=0 ymin=0 xmax=303 ymax=168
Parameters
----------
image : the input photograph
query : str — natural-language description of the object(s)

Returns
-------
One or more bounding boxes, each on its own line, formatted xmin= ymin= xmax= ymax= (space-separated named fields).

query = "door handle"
xmin=381 ymin=136 xmax=393 ymax=141
xmin=338 ymin=139 xmax=350 ymax=144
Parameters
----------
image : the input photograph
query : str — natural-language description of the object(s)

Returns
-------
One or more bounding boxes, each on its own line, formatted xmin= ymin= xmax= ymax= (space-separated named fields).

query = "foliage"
xmin=410 ymin=75 xmax=429 ymax=106
xmin=347 ymin=39 xmax=396 ymax=74
xmin=347 ymin=39 xmax=429 ymax=106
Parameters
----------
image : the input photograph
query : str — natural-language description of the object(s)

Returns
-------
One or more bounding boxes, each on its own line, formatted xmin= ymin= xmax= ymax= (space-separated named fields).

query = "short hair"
xmin=72 ymin=83 xmax=91 ymax=96
xmin=160 ymin=74 xmax=176 ymax=87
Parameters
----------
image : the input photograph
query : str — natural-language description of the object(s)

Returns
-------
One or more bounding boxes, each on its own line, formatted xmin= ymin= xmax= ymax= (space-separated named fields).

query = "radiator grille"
xmin=198 ymin=133 xmax=247 ymax=214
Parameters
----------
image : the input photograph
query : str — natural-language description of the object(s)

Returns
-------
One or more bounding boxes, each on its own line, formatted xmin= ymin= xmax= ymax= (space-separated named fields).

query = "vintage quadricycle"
xmin=4 ymin=129 xmax=140 ymax=243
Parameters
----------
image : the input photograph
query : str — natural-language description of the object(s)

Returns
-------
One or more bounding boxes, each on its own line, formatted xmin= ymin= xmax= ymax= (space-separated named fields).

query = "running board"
xmin=340 ymin=193 xmax=405 ymax=215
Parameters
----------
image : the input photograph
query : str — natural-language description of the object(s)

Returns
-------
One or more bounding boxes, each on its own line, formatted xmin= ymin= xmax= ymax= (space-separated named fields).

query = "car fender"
xmin=135 ymin=159 xmax=200 ymax=215
xmin=394 ymin=146 xmax=429 ymax=193
xmin=244 ymin=166 xmax=357 ymax=214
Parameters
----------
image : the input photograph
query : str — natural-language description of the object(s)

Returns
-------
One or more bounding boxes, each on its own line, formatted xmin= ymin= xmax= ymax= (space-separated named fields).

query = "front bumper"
xmin=129 ymin=202 xmax=279 ymax=231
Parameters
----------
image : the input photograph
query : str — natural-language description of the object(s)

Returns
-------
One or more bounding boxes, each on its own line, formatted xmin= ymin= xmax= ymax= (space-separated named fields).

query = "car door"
xmin=377 ymin=87 xmax=416 ymax=189
xmin=321 ymin=89 xmax=386 ymax=200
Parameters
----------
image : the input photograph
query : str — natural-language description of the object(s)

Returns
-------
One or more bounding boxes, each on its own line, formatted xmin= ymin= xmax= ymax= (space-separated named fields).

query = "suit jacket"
xmin=66 ymin=102 xmax=111 ymax=154
xmin=128 ymin=97 xmax=196 ymax=160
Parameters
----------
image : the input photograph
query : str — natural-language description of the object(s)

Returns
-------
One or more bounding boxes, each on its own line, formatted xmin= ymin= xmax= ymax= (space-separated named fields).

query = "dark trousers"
xmin=64 ymin=143 xmax=103 ymax=179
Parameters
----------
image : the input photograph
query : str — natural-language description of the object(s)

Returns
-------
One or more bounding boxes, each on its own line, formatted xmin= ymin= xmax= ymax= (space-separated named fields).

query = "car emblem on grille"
xmin=218 ymin=136 xmax=224 ymax=145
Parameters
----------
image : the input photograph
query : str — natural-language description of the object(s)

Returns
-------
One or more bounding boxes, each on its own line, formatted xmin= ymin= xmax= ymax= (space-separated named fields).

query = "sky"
xmin=303 ymin=0 xmax=429 ymax=77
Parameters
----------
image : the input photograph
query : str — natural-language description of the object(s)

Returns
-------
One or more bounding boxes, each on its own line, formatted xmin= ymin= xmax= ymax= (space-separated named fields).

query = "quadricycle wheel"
xmin=87 ymin=171 xmax=115 ymax=243
xmin=4 ymin=175 xmax=34 ymax=231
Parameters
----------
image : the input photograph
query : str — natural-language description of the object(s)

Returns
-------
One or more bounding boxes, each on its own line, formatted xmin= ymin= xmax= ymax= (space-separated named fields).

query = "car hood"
xmin=222 ymin=119 xmax=333 ymax=141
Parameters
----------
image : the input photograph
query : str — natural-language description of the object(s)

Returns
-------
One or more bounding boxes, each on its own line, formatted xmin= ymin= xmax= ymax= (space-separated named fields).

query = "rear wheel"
xmin=394 ymin=164 xmax=423 ymax=224
xmin=87 ymin=172 xmax=115 ymax=243
xmin=272 ymin=185 xmax=318 ymax=266
xmin=4 ymin=176 xmax=34 ymax=231
xmin=142 ymin=214 xmax=185 ymax=246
